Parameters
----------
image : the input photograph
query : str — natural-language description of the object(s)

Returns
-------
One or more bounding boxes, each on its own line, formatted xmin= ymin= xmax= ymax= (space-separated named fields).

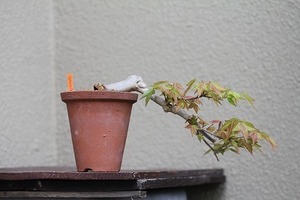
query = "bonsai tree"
xmin=94 ymin=75 xmax=276 ymax=160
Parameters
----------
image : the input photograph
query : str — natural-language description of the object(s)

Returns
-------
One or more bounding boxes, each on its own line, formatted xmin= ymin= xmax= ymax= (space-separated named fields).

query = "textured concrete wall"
xmin=0 ymin=1 xmax=56 ymax=167
xmin=1 ymin=0 xmax=299 ymax=199
xmin=54 ymin=1 xmax=300 ymax=199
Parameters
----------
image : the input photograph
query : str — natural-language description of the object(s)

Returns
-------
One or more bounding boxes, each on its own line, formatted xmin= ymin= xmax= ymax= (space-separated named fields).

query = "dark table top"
xmin=0 ymin=167 xmax=225 ymax=199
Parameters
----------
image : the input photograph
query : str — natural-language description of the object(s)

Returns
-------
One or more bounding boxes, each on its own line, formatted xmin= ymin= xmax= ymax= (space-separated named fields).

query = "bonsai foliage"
xmin=141 ymin=79 xmax=276 ymax=160
xmin=92 ymin=75 xmax=276 ymax=160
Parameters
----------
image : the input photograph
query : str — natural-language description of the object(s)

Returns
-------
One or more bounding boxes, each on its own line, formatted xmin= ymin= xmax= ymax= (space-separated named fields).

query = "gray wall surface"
xmin=1 ymin=0 xmax=300 ymax=199
xmin=0 ymin=1 xmax=56 ymax=167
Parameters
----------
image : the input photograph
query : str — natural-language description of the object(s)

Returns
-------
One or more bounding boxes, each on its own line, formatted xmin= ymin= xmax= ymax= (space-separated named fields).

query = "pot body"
xmin=61 ymin=91 xmax=138 ymax=172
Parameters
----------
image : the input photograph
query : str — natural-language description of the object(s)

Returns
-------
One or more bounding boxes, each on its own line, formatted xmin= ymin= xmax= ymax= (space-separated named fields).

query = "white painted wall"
xmin=1 ymin=0 xmax=300 ymax=199
xmin=0 ymin=1 xmax=56 ymax=167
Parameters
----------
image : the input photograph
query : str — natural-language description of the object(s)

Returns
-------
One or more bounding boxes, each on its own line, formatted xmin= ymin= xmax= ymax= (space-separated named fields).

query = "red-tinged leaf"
xmin=185 ymin=124 xmax=198 ymax=136
xmin=185 ymin=124 xmax=192 ymax=129
xmin=238 ymin=123 xmax=249 ymax=140
xmin=173 ymin=83 xmax=183 ymax=91
xmin=188 ymin=102 xmax=200 ymax=113
xmin=212 ymin=82 xmax=227 ymax=92
xmin=243 ymin=140 xmax=253 ymax=154
xmin=211 ymin=120 xmax=221 ymax=124
xmin=249 ymin=132 xmax=258 ymax=144
xmin=176 ymin=99 xmax=187 ymax=110
xmin=194 ymin=81 xmax=207 ymax=96
xmin=197 ymin=117 xmax=208 ymax=127
xmin=184 ymin=79 xmax=196 ymax=96
xmin=217 ymin=131 xmax=227 ymax=139
xmin=269 ymin=137 xmax=277 ymax=149
xmin=193 ymin=105 xmax=199 ymax=113
xmin=210 ymin=82 xmax=222 ymax=95
xmin=194 ymin=98 xmax=202 ymax=105
xmin=184 ymin=95 xmax=195 ymax=100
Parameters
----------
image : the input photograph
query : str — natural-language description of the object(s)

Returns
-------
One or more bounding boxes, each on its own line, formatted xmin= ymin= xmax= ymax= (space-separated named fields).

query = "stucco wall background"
xmin=0 ymin=1 xmax=56 ymax=167
xmin=1 ymin=0 xmax=300 ymax=199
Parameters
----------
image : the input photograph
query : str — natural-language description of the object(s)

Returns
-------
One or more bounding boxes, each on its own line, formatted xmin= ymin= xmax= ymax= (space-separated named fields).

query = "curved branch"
xmin=149 ymin=95 xmax=216 ymax=143
xmin=95 ymin=75 xmax=216 ymax=143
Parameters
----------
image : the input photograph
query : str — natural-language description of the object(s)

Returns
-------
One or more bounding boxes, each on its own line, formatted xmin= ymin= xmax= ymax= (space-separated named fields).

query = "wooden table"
xmin=0 ymin=167 xmax=225 ymax=199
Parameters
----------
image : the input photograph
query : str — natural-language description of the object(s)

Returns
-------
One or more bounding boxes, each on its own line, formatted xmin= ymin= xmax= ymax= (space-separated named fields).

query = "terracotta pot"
xmin=61 ymin=91 xmax=138 ymax=172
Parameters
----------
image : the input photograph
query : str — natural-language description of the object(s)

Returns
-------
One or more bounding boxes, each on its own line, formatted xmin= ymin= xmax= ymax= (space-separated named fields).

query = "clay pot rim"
xmin=61 ymin=91 xmax=138 ymax=102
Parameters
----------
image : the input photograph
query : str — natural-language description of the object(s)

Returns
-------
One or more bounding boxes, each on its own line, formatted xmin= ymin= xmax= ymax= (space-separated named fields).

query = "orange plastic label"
xmin=67 ymin=73 xmax=74 ymax=91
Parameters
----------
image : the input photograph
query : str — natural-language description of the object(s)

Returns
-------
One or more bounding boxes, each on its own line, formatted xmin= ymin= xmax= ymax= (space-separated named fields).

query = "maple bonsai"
xmin=94 ymin=75 xmax=276 ymax=160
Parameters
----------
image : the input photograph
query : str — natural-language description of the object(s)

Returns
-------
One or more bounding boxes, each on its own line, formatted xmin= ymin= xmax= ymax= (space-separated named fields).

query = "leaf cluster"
xmin=141 ymin=79 xmax=276 ymax=158
xmin=205 ymin=118 xmax=276 ymax=155
xmin=142 ymin=80 xmax=254 ymax=110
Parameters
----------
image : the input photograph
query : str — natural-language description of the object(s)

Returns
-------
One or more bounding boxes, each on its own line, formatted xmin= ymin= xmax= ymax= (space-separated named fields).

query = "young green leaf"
xmin=141 ymin=88 xmax=155 ymax=106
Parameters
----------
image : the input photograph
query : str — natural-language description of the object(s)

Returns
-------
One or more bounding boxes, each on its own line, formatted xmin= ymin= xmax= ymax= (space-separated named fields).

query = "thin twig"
xmin=203 ymin=138 xmax=219 ymax=161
